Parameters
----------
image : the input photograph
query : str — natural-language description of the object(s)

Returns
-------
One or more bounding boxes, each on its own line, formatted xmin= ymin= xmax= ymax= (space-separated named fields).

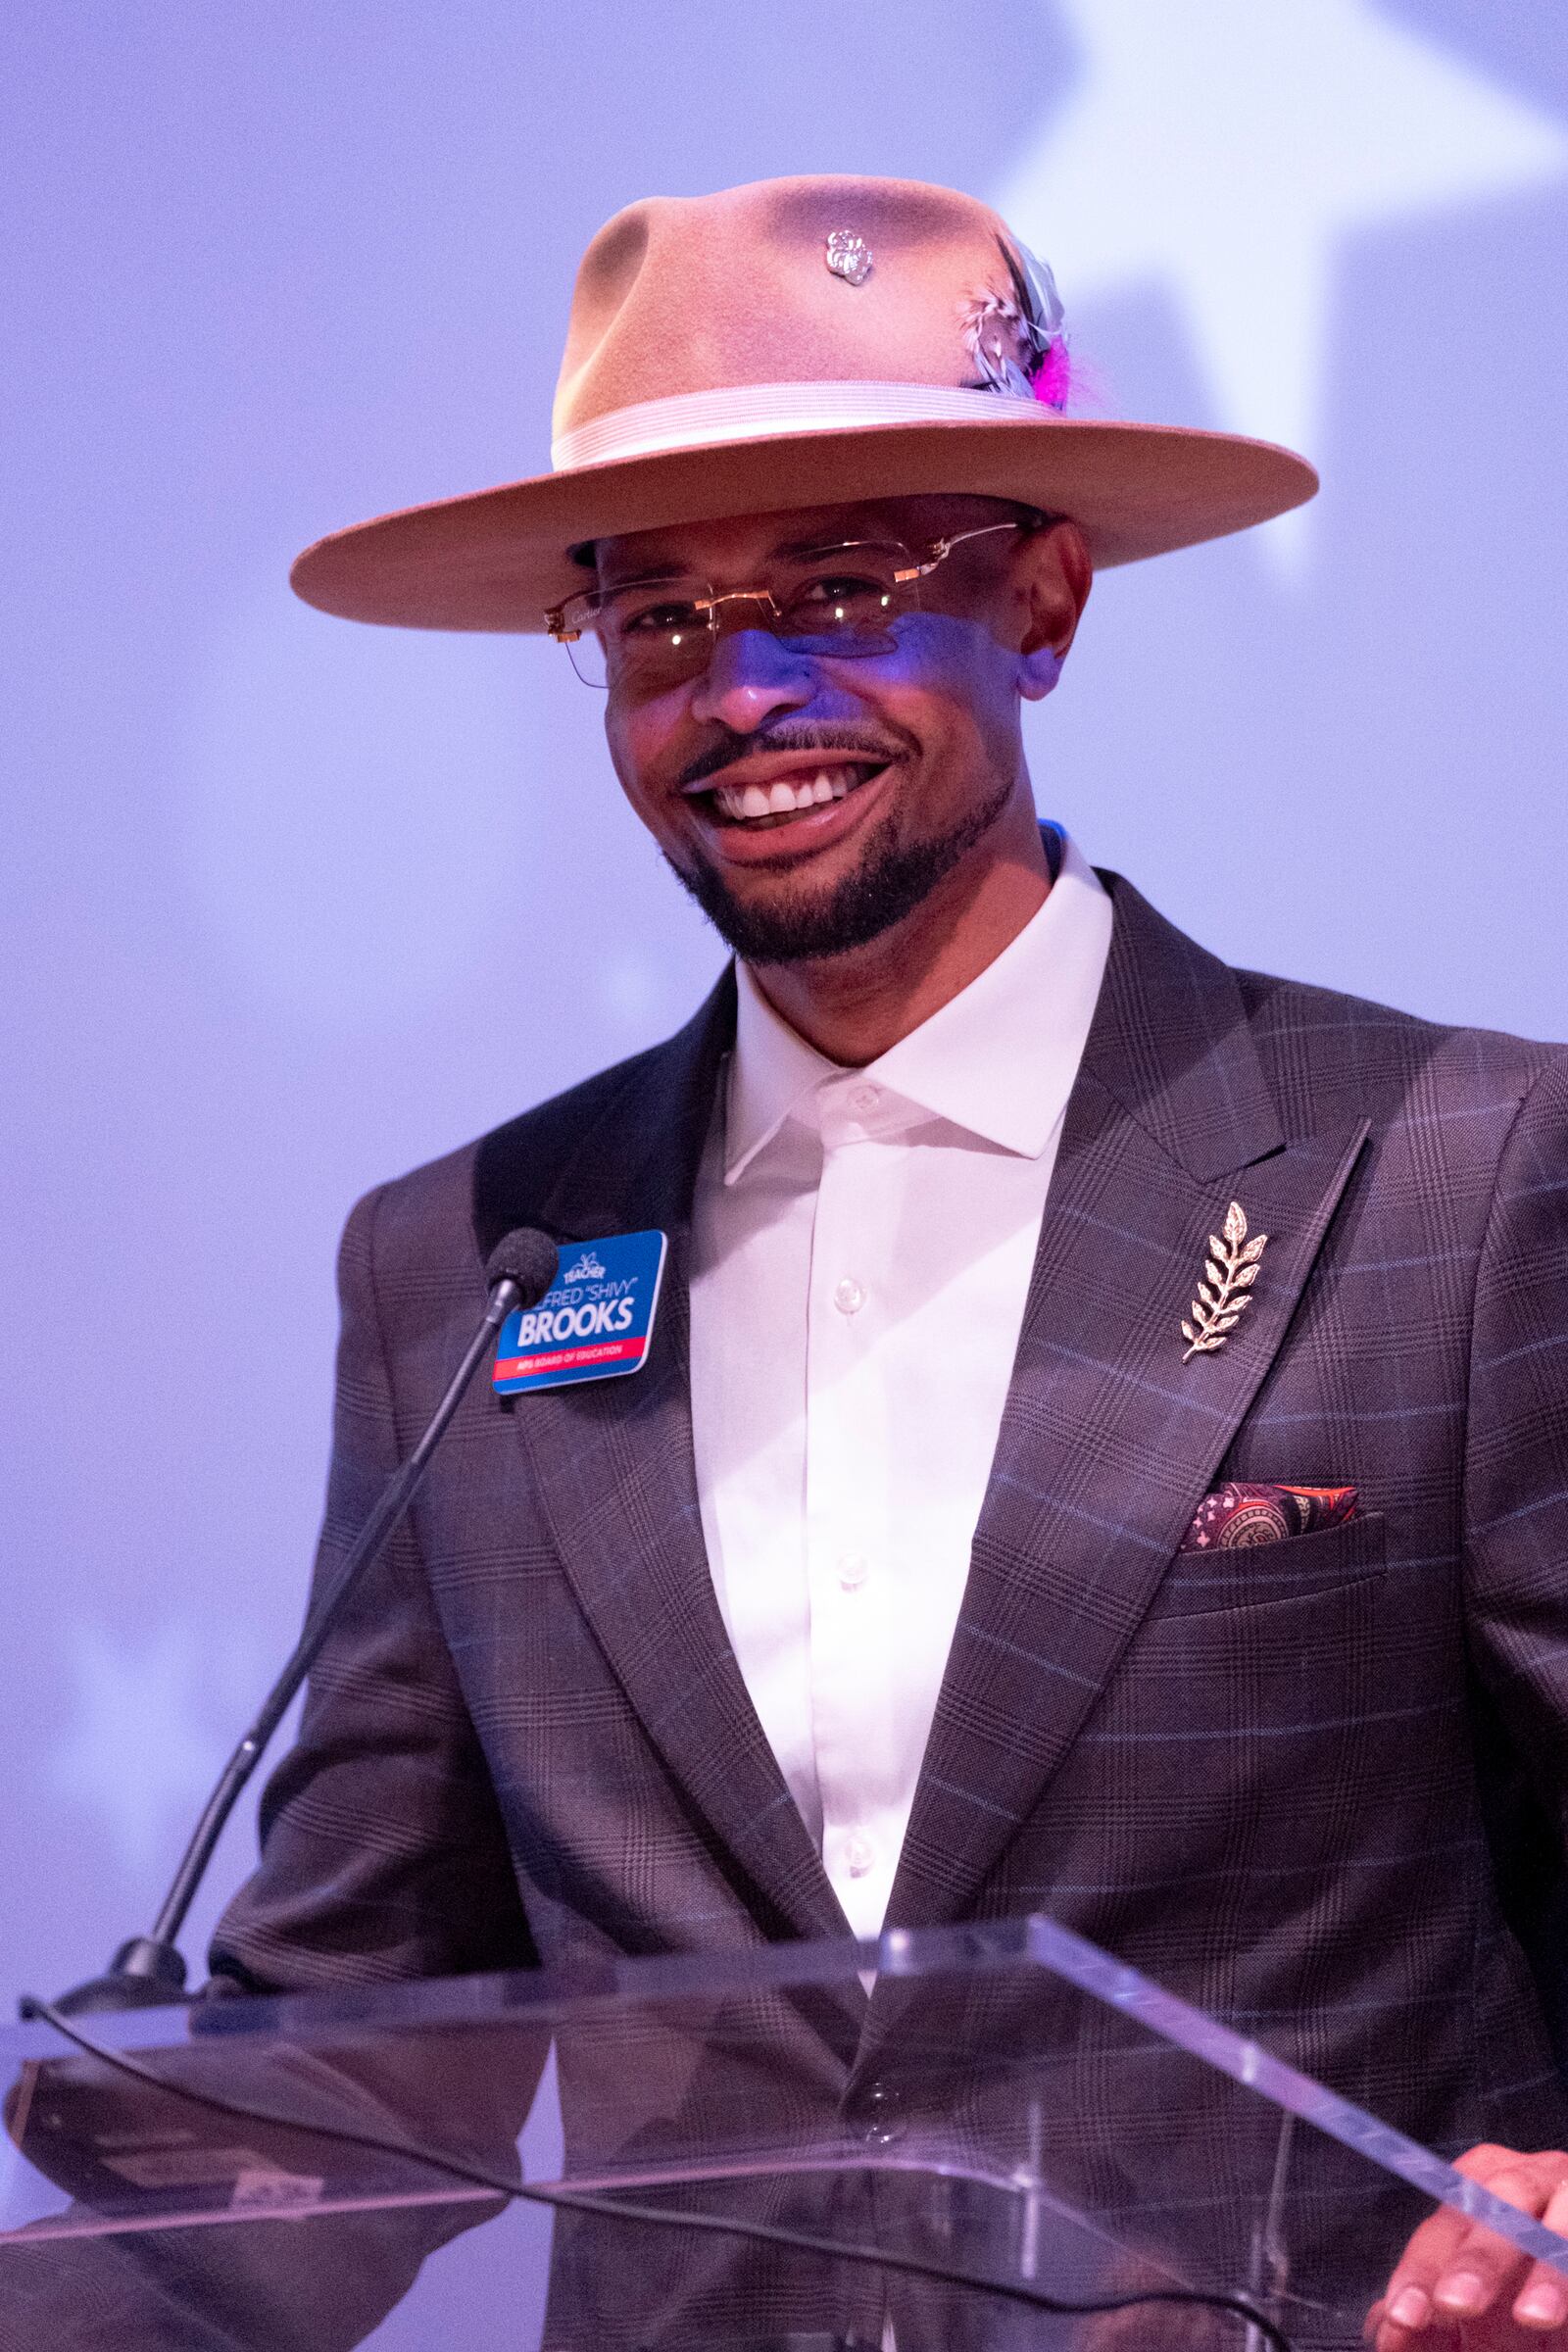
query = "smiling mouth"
xmin=705 ymin=762 xmax=888 ymax=828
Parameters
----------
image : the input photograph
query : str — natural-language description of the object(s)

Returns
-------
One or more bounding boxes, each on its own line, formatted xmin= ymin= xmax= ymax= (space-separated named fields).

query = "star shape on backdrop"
xmin=996 ymin=0 xmax=1568 ymax=564
xmin=49 ymin=1621 xmax=223 ymax=1882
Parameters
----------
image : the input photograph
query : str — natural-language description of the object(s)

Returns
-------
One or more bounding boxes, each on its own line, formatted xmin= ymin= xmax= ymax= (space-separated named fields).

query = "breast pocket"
xmin=1153 ymin=1509 xmax=1388 ymax=1618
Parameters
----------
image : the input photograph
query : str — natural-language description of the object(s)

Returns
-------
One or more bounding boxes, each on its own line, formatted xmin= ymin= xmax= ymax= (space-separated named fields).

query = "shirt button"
xmin=849 ymin=1083 xmax=880 ymax=1115
xmin=837 ymin=1552 xmax=867 ymax=1591
xmin=844 ymin=1834 xmax=874 ymax=1878
xmin=833 ymin=1276 xmax=865 ymax=1315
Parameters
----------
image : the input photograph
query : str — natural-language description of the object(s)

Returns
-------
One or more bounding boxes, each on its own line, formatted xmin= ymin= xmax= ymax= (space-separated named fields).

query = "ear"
xmin=1015 ymin=518 xmax=1092 ymax=698
xmin=1017 ymin=644 xmax=1063 ymax=702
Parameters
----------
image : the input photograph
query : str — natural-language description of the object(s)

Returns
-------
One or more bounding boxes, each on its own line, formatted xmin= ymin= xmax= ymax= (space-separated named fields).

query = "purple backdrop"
xmin=5 ymin=6 xmax=1567 ymax=2339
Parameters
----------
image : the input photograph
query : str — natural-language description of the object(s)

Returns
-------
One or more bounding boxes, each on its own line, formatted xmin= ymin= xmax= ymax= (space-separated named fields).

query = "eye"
xmin=616 ymin=596 xmax=706 ymax=639
xmin=782 ymin=572 xmax=899 ymax=628
xmin=797 ymin=571 xmax=889 ymax=607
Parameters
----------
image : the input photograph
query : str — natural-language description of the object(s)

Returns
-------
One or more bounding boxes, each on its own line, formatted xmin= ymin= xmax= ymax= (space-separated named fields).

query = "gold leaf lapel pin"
xmin=1181 ymin=1200 xmax=1268 ymax=1361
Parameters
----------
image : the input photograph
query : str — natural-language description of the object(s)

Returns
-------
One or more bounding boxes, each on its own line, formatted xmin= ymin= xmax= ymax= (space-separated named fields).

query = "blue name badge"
xmin=492 ymin=1230 xmax=668 ymax=1396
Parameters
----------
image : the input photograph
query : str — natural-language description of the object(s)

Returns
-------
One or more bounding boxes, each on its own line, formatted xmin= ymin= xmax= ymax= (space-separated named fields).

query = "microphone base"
xmin=48 ymin=1937 xmax=190 ymax=2016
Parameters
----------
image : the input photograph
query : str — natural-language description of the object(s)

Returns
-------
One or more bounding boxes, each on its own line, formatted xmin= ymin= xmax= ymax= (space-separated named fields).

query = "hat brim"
xmin=289 ymin=416 xmax=1317 ymax=632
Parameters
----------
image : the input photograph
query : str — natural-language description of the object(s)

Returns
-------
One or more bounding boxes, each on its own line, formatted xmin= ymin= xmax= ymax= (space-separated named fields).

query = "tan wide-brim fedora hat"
xmin=290 ymin=173 xmax=1317 ymax=634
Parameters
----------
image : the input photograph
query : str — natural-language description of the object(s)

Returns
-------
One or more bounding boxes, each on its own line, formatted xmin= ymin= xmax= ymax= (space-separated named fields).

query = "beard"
xmin=665 ymin=768 xmax=1015 ymax=966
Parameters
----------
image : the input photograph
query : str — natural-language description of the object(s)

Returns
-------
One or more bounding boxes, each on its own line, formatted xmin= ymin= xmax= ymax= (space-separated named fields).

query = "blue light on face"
xmin=8 ymin=0 xmax=1567 ymax=2041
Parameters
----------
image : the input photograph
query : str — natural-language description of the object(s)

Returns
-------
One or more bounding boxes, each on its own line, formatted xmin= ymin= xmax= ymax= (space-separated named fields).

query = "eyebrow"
xmin=599 ymin=524 xmax=894 ymax=591
xmin=597 ymin=561 xmax=695 ymax=591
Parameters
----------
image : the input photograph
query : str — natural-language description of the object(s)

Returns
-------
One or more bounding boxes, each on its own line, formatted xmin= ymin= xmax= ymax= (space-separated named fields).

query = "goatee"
xmin=666 ymin=771 xmax=1015 ymax=966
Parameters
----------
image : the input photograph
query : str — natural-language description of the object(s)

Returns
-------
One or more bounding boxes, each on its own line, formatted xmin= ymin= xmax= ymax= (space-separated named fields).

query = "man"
xmin=205 ymin=175 xmax=1568 ymax=2345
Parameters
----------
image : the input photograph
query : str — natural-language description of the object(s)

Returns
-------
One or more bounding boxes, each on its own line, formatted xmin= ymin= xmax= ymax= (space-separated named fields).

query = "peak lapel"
xmin=474 ymin=974 xmax=848 ymax=1948
xmin=889 ymin=880 xmax=1370 ymax=1934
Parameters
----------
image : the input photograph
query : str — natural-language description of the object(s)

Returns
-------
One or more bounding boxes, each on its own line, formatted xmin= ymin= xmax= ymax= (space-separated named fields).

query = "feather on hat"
xmin=290 ymin=173 xmax=1316 ymax=633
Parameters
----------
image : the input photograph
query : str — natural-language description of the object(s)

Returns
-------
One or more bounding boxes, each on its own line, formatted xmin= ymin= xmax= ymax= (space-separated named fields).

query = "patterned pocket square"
xmin=1180 ymin=1481 xmax=1358 ymax=1550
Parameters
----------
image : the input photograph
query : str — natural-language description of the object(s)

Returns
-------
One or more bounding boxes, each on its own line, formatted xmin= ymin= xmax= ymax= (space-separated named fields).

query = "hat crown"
xmin=288 ymin=171 xmax=1318 ymax=633
xmin=552 ymin=174 xmax=1042 ymax=447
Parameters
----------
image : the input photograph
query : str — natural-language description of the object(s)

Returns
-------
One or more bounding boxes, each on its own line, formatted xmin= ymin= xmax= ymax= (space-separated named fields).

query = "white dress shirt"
xmin=688 ymin=833 xmax=1114 ymax=1937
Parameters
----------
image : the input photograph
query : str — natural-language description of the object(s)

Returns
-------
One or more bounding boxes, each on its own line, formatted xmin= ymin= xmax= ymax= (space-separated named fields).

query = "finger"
xmin=1510 ymin=2179 xmax=1568 ymax=2332
xmin=1375 ymin=2208 xmax=1486 ymax=2341
xmin=1370 ymin=2298 xmax=1462 ymax=2352
xmin=1370 ymin=2281 xmax=1470 ymax=2351
xmin=1372 ymin=2284 xmax=1438 ymax=2350
xmin=1429 ymin=2163 xmax=1568 ymax=2324
xmin=1371 ymin=2151 xmax=1568 ymax=2347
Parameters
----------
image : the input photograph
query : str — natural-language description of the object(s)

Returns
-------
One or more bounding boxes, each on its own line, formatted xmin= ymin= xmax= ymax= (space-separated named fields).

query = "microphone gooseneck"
xmin=47 ymin=1227 xmax=559 ymax=2017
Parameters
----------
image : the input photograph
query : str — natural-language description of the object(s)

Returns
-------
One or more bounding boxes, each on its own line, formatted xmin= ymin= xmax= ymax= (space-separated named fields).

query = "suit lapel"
xmin=472 ymin=879 xmax=1369 ymax=1953
xmin=888 ymin=879 xmax=1370 ymax=1933
xmin=473 ymin=976 xmax=850 ymax=1948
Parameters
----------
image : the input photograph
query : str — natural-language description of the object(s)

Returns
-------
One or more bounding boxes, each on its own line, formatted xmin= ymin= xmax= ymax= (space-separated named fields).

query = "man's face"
xmin=594 ymin=495 xmax=1090 ymax=965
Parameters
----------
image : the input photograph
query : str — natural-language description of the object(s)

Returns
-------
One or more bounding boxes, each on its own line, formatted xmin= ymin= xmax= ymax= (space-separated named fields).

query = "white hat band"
xmin=551 ymin=379 xmax=1050 ymax=471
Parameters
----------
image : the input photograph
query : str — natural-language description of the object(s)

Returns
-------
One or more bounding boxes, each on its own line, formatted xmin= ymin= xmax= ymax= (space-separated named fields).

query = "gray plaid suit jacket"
xmin=211 ymin=866 xmax=1568 ymax=2245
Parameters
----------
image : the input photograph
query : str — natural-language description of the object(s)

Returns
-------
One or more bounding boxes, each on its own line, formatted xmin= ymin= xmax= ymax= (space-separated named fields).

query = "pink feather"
xmin=1032 ymin=342 xmax=1071 ymax=411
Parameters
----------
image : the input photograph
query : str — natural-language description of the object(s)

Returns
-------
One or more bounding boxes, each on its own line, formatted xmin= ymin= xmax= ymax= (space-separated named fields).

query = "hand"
xmin=1366 ymin=2145 xmax=1568 ymax=2348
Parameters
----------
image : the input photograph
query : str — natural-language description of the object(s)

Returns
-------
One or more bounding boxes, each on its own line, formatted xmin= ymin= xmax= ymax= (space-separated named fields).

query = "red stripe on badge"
xmin=494 ymin=1335 xmax=647 ymax=1379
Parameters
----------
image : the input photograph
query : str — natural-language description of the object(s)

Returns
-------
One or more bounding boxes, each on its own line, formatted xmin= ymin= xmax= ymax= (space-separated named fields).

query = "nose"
xmin=688 ymin=624 xmax=815 ymax=734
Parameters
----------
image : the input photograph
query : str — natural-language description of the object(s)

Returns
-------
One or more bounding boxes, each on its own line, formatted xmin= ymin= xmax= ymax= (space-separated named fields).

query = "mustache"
xmin=677 ymin=723 xmax=906 ymax=792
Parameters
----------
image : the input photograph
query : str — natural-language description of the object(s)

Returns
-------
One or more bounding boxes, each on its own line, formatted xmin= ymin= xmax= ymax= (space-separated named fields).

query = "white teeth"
xmin=712 ymin=763 xmax=873 ymax=821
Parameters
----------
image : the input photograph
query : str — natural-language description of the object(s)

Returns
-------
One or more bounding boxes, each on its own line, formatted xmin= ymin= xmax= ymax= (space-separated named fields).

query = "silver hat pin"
xmin=824 ymin=229 xmax=872 ymax=286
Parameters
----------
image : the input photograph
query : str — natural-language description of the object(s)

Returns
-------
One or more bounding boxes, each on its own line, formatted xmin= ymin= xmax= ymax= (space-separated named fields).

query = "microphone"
xmin=48 ymin=1227 xmax=560 ymax=2016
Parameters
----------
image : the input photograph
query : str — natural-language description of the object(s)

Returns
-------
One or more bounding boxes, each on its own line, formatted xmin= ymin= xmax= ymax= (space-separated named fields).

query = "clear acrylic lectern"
xmin=3 ymin=1914 xmax=1565 ymax=2350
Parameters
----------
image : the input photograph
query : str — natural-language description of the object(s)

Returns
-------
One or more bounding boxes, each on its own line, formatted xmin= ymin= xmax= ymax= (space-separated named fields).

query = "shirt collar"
xmin=723 ymin=831 xmax=1114 ymax=1182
